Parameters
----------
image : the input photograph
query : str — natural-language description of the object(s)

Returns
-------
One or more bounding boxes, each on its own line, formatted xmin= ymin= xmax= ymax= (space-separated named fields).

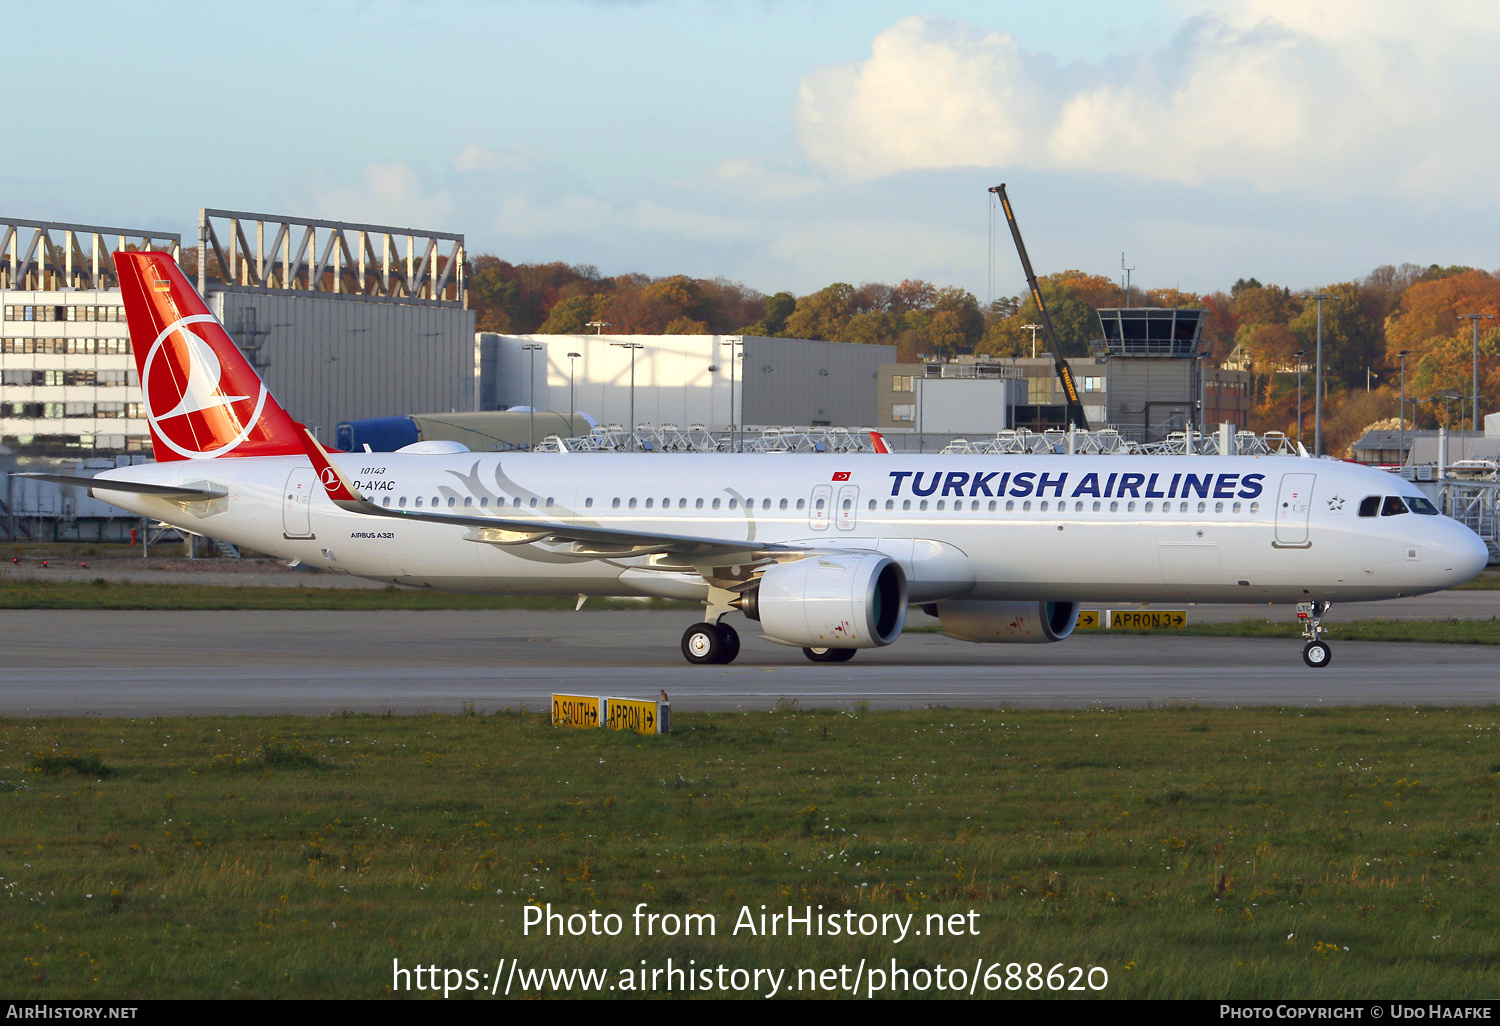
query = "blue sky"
xmin=3 ymin=0 xmax=1495 ymax=301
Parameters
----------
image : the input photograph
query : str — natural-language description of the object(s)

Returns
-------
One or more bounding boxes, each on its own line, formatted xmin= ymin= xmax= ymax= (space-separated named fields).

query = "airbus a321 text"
xmin=21 ymin=253 xmax=1489 ymax=670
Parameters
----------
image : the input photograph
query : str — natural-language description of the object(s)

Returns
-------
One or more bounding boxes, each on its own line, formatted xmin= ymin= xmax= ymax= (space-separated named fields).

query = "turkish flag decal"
xmin=832 ymin=472 xmax=851 ymax=482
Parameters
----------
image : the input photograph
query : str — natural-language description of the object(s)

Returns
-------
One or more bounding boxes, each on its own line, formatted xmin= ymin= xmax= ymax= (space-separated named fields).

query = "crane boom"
xmin=989 ymin=184 xmax=1090 ymax=431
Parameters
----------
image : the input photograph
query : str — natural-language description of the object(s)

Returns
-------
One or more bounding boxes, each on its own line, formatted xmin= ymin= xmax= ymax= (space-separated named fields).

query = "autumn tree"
xmin=1289 ymin=282 xmax=1383 ymax=390
xmin=784 ymin=283 xmax=855 ymax=341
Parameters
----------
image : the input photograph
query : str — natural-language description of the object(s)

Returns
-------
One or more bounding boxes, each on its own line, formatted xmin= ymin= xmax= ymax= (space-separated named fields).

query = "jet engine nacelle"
xmin=742 ymin=554 xmax=907 ymax=649
xmin=934 ymin=600 xmax=1079 ymax=643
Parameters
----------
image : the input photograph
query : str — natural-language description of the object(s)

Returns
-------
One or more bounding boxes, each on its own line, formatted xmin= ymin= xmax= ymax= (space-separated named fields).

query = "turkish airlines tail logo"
xmin=115 ymin=252 xmax=305 ymax=461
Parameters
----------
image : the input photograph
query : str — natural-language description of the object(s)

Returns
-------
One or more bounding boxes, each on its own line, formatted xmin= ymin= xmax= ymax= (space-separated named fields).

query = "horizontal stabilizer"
xmin=11 ymin=473 xmax=228 ymax=501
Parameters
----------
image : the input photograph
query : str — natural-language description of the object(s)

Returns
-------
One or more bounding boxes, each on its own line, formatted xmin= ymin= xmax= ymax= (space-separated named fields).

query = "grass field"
xmin=2 ymin=706 xmax=1498 ymax=999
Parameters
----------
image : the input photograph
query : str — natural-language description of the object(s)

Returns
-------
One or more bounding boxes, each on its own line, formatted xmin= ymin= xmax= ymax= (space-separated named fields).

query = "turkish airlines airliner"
xmin=21 ymin=254 xmax=1490 ymax=669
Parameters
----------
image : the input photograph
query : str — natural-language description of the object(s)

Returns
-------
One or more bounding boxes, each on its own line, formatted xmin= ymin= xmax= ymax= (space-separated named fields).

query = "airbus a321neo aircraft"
xmin=25 ymin=253 xmax=1489 ymax=669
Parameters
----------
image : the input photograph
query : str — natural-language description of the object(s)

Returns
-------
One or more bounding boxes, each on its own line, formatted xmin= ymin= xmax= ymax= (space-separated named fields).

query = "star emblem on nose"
xmin=1327 ymin=496 xmax=1345 ymax=512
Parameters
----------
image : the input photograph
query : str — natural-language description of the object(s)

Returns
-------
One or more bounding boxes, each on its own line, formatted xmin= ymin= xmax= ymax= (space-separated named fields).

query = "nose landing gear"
xmin=1297 ymin=600 xmax=1332 ymax=668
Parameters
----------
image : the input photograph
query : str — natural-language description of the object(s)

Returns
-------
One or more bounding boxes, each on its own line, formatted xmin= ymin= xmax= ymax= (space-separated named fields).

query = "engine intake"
xmin=743 ymin=554 xmax=907 ymax=649
xmin=935 ymin=600 xmax=1079 ymax=643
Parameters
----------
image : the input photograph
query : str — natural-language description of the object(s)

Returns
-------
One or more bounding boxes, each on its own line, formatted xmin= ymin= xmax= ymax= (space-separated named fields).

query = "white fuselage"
xmin=91 ymin=452 xmax=1488 ymax=606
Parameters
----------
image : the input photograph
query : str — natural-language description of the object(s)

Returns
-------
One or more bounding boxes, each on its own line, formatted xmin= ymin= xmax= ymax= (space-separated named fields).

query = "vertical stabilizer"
xmin=115 ymin=251 xmax=304 ymax=460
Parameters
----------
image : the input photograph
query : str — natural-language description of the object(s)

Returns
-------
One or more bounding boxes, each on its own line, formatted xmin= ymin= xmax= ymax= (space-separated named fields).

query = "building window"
xmin=891 ymin=404 xmax=915 ymax=422
xmin=892 ymin=375 xmax=914 ymax=392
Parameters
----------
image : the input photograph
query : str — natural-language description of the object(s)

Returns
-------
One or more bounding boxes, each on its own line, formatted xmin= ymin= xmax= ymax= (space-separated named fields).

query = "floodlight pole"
xmin=1307 ymin=293 xmax=1334 ymax=456
xmin=1397 ymin=350 xmax=1411 ymax=466
xmin=1022 ymin=323 xmax=1042 ymax=359
xmin=722 ymin=337 xmax=743 ymax=451
xmin=566 ymin=351 xmax=581 ymax=429
xmin=611 ymin=342 xmax=643 ymax=450
xmin=522 ymin=343 xmax=544 ymax=449
xmin=1294 ymin=350 xmax=1306 ymax=451
xmin=1458 ymin=314 xmax=1492 ymax=432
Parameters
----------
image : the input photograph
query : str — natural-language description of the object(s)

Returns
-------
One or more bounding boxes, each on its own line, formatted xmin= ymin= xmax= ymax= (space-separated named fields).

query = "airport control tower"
xmin=1091 ymin=308 xmax=1217 ymax=443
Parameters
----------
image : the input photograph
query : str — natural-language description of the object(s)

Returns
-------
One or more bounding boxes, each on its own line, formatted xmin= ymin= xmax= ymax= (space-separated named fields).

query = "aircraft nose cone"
xmin=1444 ymin=522 xmax=1491 ymax=585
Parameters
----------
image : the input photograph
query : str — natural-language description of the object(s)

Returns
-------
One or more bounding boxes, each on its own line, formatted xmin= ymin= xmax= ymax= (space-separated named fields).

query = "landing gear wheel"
xmin=1302 ymin=640 xmax=1332 ymax=668
xmin=681 ymin=622 xmax=722 ymax=665
xmin=715 ymin=623 xmax=741 ymax=664
xmin=802 ymin=646 xmax=856 ymax=663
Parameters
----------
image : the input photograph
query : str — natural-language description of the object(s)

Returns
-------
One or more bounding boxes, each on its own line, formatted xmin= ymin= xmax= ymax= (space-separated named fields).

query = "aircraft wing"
xmin=11 ymin=473 xmax=228 ymax=502
xmin=295 ymin=425 xmax=811 ymax=561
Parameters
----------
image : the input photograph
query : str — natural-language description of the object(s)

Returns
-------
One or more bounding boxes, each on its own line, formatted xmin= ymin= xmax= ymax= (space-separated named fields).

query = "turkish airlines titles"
xmin=884 ymin=469 xmax=1266 ymax=501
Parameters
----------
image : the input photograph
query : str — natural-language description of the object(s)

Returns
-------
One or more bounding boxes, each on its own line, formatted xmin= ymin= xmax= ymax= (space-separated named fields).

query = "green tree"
xmin=1289 ymin=282 xmax=1383 ymax=390
xmin=784 ymin=283 xmax=855 ymax=340
xmin=536 ymin=294 xmax=606 ymax=334
xmin=741 ymin=291 xmax=795 ymax=336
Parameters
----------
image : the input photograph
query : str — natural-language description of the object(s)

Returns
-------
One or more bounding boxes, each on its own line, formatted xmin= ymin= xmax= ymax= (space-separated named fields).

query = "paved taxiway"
xmin=0 ymin=605 xmax=1495 ymax=715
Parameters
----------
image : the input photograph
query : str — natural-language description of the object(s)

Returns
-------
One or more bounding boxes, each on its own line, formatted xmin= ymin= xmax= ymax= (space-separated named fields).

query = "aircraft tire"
xmin=1301 ymin=640 xmax=1332 ymax=668
xmin=803 ymin=646 xmax=856 ymax=663
xmin=715 ymin=623 xmax=741 ymax=664
xmin=682 ymin=622 xmax=723 ymax=665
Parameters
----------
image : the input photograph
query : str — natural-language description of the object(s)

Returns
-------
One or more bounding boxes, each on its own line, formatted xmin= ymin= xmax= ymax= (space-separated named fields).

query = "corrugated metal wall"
xmin=213 ymin=293 xmax=474 ymax=440
xmin=740 ymin=336 xmax=894 ymax=427
xmin=482 ymin=334 xmax=894 ymax=430
xmin=1105 ymin=358 xmax=1199 ymax=441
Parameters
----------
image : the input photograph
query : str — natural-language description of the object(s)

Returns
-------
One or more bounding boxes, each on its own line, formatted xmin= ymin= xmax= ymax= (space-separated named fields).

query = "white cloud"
xmin=494 ymin=193 xmax=617 ymax=238
xmin=696 ymin=155 xmax=826 ymax=201
xmin=453 ymin=143 xmax=500 ymax=173
xmin=634 ymin=201 xmax=751 ymax=240
xmin=294 ymin=162 xmax=456 ymax=229
xmin=454 ymin=142 xmax=549 ymax=174
xmin=793 ymin=9 xmax=1499 ymax=198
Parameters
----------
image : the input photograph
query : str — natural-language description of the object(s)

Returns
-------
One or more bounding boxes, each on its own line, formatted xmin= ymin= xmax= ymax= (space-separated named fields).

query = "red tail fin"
xmin=869 ymin=430 xmax=891 ymax=454
xmin=116 ymin=252 xmax=304 ymax=460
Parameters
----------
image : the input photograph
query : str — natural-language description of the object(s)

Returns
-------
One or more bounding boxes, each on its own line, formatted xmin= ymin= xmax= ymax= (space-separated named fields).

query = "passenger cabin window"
xmin=795 ymin=499 xmax=805 ymax=510
xmin=584 ymin=498 xmax=593 ymax=508
xmin=1358 ymin=496 xmax=1380 ymax=517
xmin=612 ymin=498 xmax=621 ymax=509
xmin=481 ymin=497 xmax=489 ymax=507
xmin=1381 ymin=496 xmax=1409 ymax=516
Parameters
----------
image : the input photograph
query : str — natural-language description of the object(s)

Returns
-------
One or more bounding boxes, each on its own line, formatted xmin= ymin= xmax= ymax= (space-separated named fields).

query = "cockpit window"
xmin=1380 ymin=495 xmax=1409 ymax=517
xmin=1406 ymin=495 xmax=1439 ymax=515
xmin=1358 ymin=496 xmax=1380 ymax=518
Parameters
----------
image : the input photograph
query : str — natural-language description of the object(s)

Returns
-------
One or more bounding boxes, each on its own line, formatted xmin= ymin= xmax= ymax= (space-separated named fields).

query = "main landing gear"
xmin=1297 ymin=600 xmax=1332 ymax=668
xmin=681 ymin=621 xmax=740 ymax=665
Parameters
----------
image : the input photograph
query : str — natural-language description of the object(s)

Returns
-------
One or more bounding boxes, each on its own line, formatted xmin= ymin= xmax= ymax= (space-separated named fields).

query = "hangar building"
xmin=477 ymin=333 xmax=895 ymax=430
xmin=1 ymin=210 xmax=474 ymax=456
